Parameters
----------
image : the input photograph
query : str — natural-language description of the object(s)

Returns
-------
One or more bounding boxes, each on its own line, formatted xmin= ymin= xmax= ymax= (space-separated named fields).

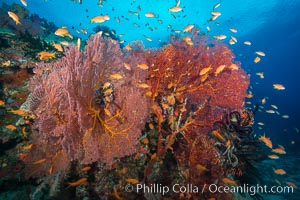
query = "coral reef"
xmin=1 ymin=28 xmax=267 ymax=199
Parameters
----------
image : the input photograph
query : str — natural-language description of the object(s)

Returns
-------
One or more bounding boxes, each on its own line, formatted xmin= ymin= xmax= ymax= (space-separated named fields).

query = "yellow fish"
xmin=8 ymin=11 xmax=21 ymax=25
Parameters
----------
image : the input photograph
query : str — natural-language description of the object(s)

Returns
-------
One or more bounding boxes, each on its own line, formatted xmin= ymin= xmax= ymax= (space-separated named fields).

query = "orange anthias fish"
xmin=286 ymin=182 xmax=297 ymax=188
xmin=211 ymin=130 xmax=225 ymax=141
xmin=255 ymin=51 xmax=266 ymax=56
xmin=8 ymin=11 xmax=21 ymax=25
xmin=20 ymin=0 xmax=27 ymax=6
xmin=32 ymin=158 xmax=46 ymax=165
xmin=67 ymin=178 xmax=87 ymax=188
xmin=222 ymin=177 xmax=237 ymax=185
xmin=182 ymin=24 xmax=194 ymax=32
xmin=90 ymin=15 xmax=110 ymax=23
xmin=196 ymin=164 xmax=209 ymax=173
xmin=81 ymin=166 xmax=91 ymax=172
xmin=215 ymin=65 xmax=226 ymax=76
xmin=5 ymin=124 xmax=17 ymax=131
xmin=137 ymin=83 xmax=150 ymax=89
xmin=137 ymin=63 xmax=149 ymax=70
xmin=259 ymin=135 xmax=273 ymax=149
xmin=268 ymin=154 xmax=279 ymax=159
xmin=9 ymin=109 xmax=28 ymax=116
xmin=22 ymin=144 xmax=33 ymax=150
xmin=168 ymin=0 xmax=182 ymax=12
xmin=109 ymin=73 xmax=123 ymax=80
xmin=272 ymin=148 xmax=286 ymax=154
xmin=53 ymin=43 xmax=64 ymax=52
xmin=244 ymin=41 xmax=251 ymax=45
xmin=213 ymin=35 xmax=227 ymax=40
xmin=273 ymin=84 xmax=285 ymax=90
xmin=200 ymin=66 xmax=212 ymax=76
xmin=273 ymin=168 xmax=286 ymax=175
xmin=126 ymin=178 xmax=139 ymax=184
xmin=254 ymin=56 xmax=261 ymax=63
xmin=145 ymin=12 xmax=155 ymax=18
xmin=38 ymin=51 xmax=56 ymax=61
xmin=55 ymin=28 xmax=73 ymax=39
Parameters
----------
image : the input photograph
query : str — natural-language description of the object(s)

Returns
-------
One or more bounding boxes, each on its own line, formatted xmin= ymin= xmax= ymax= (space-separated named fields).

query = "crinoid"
xmin=211 ymin=109 xmax=262 ymax=177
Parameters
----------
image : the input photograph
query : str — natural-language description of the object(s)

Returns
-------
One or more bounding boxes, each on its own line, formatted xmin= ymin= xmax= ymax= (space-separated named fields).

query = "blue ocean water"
xmin=1 ymin=0 xmax=300 ymax=199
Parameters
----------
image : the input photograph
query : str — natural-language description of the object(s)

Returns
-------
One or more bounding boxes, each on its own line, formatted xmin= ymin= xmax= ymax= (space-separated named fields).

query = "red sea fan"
xmin=24 ymin=33 xmax=150 ymax=177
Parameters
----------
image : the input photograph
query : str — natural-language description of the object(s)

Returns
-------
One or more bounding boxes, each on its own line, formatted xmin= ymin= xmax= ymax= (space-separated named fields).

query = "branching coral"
xmin=24 ymin=33 xmax=150 ymax=178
